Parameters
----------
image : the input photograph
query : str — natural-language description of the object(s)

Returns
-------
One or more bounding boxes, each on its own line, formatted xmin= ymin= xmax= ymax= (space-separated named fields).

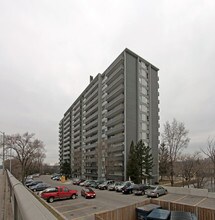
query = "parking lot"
xmin=36 ymin=175 xmax=150 ymax=220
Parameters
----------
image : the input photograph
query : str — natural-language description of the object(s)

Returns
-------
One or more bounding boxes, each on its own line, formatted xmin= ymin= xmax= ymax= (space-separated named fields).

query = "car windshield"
xmin=115 ymin=182 xmax=122 ymax=186
xmin=149 ymin=186 xmax=156 ymax=190
xmin=43 ymin=188 xmax=57 ymax=193
xmin=85 ymin=188 xmax=94 ymax=192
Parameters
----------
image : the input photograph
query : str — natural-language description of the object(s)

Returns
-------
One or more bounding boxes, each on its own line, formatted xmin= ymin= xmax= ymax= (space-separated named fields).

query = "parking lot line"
xmin=173 ymin=195 xmax=187 ymax=202
xmin=194 ymin=197 xmax=207 ymax=206
xmin=61 ymin=205 xmax=93 ymax=214
xmin=53 ymin=201 xmax=88 ymax=209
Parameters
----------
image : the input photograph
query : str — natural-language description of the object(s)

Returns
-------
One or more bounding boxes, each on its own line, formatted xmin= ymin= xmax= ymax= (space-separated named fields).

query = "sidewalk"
xmin=0 ymin=169 xmax=13 ymax=220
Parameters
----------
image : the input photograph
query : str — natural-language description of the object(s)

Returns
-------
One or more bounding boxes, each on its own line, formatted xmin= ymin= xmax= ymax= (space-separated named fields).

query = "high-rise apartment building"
xmin=59 ymin=48 xmax=159 ymax=182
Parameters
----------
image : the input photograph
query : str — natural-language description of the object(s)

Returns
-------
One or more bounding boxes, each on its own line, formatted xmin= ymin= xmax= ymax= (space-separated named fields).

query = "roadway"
xmin=37 ymin=175 xmax=149 ymax=220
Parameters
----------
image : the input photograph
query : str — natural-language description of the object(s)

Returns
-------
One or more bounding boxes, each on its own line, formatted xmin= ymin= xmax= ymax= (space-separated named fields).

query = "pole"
xmin=0 ymin=131 xmax=5 ymax=172
xmin=10 ymin=147 xmax=12 ymax=173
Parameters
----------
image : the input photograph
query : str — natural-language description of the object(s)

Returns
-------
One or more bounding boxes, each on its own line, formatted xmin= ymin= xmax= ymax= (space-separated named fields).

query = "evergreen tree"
xmin=142 ymin=143 xmax=154 ymax=182
xmin=60 ymin=161 xmax=71 ymax=178
xmin=127 ymin=141 xmax=139 ymax=183
xmin=127 ymin=140 xmax=154 ymax=183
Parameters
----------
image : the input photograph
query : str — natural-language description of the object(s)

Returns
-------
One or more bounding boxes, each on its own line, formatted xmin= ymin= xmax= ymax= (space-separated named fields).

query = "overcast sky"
xmin=0 ymin=0 xmax=214 ymax=164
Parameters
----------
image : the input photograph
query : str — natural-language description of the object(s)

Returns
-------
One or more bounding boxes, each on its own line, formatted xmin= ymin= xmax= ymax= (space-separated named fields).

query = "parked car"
xmin=145 ymin=185 xmax=167 ymax=198
xmin=133 ymin=184 xmax=150 ymax=196
xmin=51 ymin=174 xmax=61 ymax=179
xmin=121 ymin=182 xmax=135 ymax=194
xmin=24 ymin=178 xmax=34 ymax=185
xmin=26 ymin=180 xmax=43 ymax=188
xmin=108 ymin=182 xmax=123 ymax=191
xmin=52 ymin=175 xmax=61 ymax=181
xmin=115 ymin=181 xmax=134 ymax=192
xmin=89 ymin=180 xmax=104 ymax=188
xmin=79 ymin=180 xmax=88 ymax=186
xmin=30 ymin=183 xmax=51 ymax=192
xmin=73 ymin=178 xmax=85 ymax=185
xmin=98 ymin=180 xmax=115 ymax=190
xmin=40 ymin=186 xmax=78 ymax=203
xmin=85 ymin=180 xmax=96 ymax=187
xmin=32 ymin=173 xmax=40 ymax=178
xmin=80 ymin=180 xmax=94 ymax=187
xmin=81 ymin=187 xmax=96 ymax=199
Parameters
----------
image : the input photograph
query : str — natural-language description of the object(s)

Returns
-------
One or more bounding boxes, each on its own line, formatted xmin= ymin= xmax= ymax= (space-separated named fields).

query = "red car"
xmin=40 ymin=186 xmax=78 ymax=203
xmin=81 ymin=187 xmax=96 ymax=199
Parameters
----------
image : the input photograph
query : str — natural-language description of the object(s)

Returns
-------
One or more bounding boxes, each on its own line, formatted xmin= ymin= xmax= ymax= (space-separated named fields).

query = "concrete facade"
xmin=59 ymin=48 xmax=159 ymax=182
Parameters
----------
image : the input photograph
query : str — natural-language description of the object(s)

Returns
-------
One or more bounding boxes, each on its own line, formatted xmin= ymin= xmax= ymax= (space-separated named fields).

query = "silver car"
xmin=145 ymin=185 xmax=167 ymax=198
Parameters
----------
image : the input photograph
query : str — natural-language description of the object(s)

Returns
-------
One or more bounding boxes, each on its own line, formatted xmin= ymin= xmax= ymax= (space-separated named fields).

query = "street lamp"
xmin=0 ymin=131 xmax=5 ymax=172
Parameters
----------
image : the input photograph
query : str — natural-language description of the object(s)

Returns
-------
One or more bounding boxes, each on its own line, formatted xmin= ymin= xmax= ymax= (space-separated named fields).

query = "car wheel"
xmin=71 ymin=194 xmax=76 ymax=199
xmin=34 ymin=189 xmax=36 ymax=192
xmin=48 ymin=197 xmax=54 ymax=203
xmin=156 ymin=193 xmax=159 ymax=198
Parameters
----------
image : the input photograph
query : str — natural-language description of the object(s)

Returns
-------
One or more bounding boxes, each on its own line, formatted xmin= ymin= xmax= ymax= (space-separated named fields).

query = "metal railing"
xmin=5 ymin=170 xmax=63 ymax=220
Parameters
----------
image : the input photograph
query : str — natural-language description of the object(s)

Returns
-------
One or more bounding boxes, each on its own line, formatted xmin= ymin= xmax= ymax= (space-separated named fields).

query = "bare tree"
xmin=201 ymin=137 xmax=215 ymax=191
xmin=161 ymin=118 xmax=190 ymax=186
xmin=179 ymin=152 xmax=203 ymax=188
xmin=159 ymin=142 xmax=169 ymax=181
xmin=192 ymin=158 xmax=209 ymax=189
xmin=5 ymin=132 xmax=46 ymax=183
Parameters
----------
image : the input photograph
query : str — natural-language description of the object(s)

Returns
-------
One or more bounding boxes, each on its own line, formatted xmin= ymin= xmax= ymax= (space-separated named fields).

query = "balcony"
xmin=73 ymin=120 xmax=80 ymax=130
xmin=73 ymin=135 xmax=80 ymax=143
xmin=106 ymin=114 xmax=124 ymax=127
xmin=73 ymin=142 xmax=80 ymax=148
xmin=106 ymin=124 xmax=124 ymax=136
xmin=84 ymin=165 xmax=98 ymax=170
xmin=106 ymin=83 xmax=124 ymax=102
xmin=84 ymin=142 xmax=98 ymax=150
xmin=106 ymin=65 xmax=124 ymax=85
xmin=64 ymin=114 xmax=71 ymax=124
xmin=106 ymin=103 xmax=124 ymax=119
xmin=85 ymin=111 xmax=98 ymax=124
xmin=106 ymin=74 xmax=124 ymax=93
xmin=85 ymin=127 xmax=98 ymax=137
xmin=107 ymin=133 xmax=124 ymax=144
xmin=85 ymin=119 xmax=98 ymax=131
xmin=85 ymin=81 xmax=99 ymax=98
xmin=85 ymin=88 xmax=98 ymax=106
xmin=85 ymin=134 xmax=98 ymax=144
xmin=73 ymin=111 xmax=80 ymax=121
xmin=85 ymin=96 xmax=98 ymax=112
xmin=106 ymin=57 xmax=124 ymax=78
xmin=85 ymin=104 xmax=98 ymax=118
xmin=106 ymin=94 xmax=124 ymax=111
xmin=85 ymin=150 xmax=96 ymax=156
xmin=73 ymin=129 xmax=80 ymax=138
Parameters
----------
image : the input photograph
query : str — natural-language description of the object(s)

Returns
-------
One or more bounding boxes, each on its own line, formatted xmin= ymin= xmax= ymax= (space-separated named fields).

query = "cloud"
xmin=0 ymin=0 xmax=215 ymax=163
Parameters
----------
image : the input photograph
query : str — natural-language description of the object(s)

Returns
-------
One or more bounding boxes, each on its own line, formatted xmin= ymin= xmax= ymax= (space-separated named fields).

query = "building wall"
xmin=59 ymin=48 xmax=159 ymax=182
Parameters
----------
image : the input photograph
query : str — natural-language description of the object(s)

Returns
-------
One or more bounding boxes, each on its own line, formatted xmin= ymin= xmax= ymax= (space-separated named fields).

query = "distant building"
xmin=59 ymin=48 xmax=159 ymax=182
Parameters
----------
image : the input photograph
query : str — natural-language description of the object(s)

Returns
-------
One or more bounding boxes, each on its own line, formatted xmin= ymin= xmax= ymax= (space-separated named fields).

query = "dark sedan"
xmin=133 ymin=184 xmax=150 ymax=196
xmin=121 ymin=182 xmax=135 ymax=194
xmin=26 ymin=180 xmax=43 ymax=188
xmin=81 ymin=187 xmax=96 ymax=199
xmin=30 ymin=183 xmax=51 ymax=192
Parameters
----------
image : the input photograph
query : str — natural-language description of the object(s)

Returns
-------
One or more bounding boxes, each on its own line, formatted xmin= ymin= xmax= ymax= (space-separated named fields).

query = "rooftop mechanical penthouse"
xmin=59 ymin=48 xmax=160 ymax=182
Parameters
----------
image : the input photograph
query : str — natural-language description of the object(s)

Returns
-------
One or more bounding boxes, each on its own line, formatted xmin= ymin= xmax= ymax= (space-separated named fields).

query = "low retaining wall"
xmin=6 ymin=170 xmax=62 ymax=220
xmin=165 ymin=186 xmax=215 ymax=198
xmin=95 ymin=188 xmax=215 ymax=220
